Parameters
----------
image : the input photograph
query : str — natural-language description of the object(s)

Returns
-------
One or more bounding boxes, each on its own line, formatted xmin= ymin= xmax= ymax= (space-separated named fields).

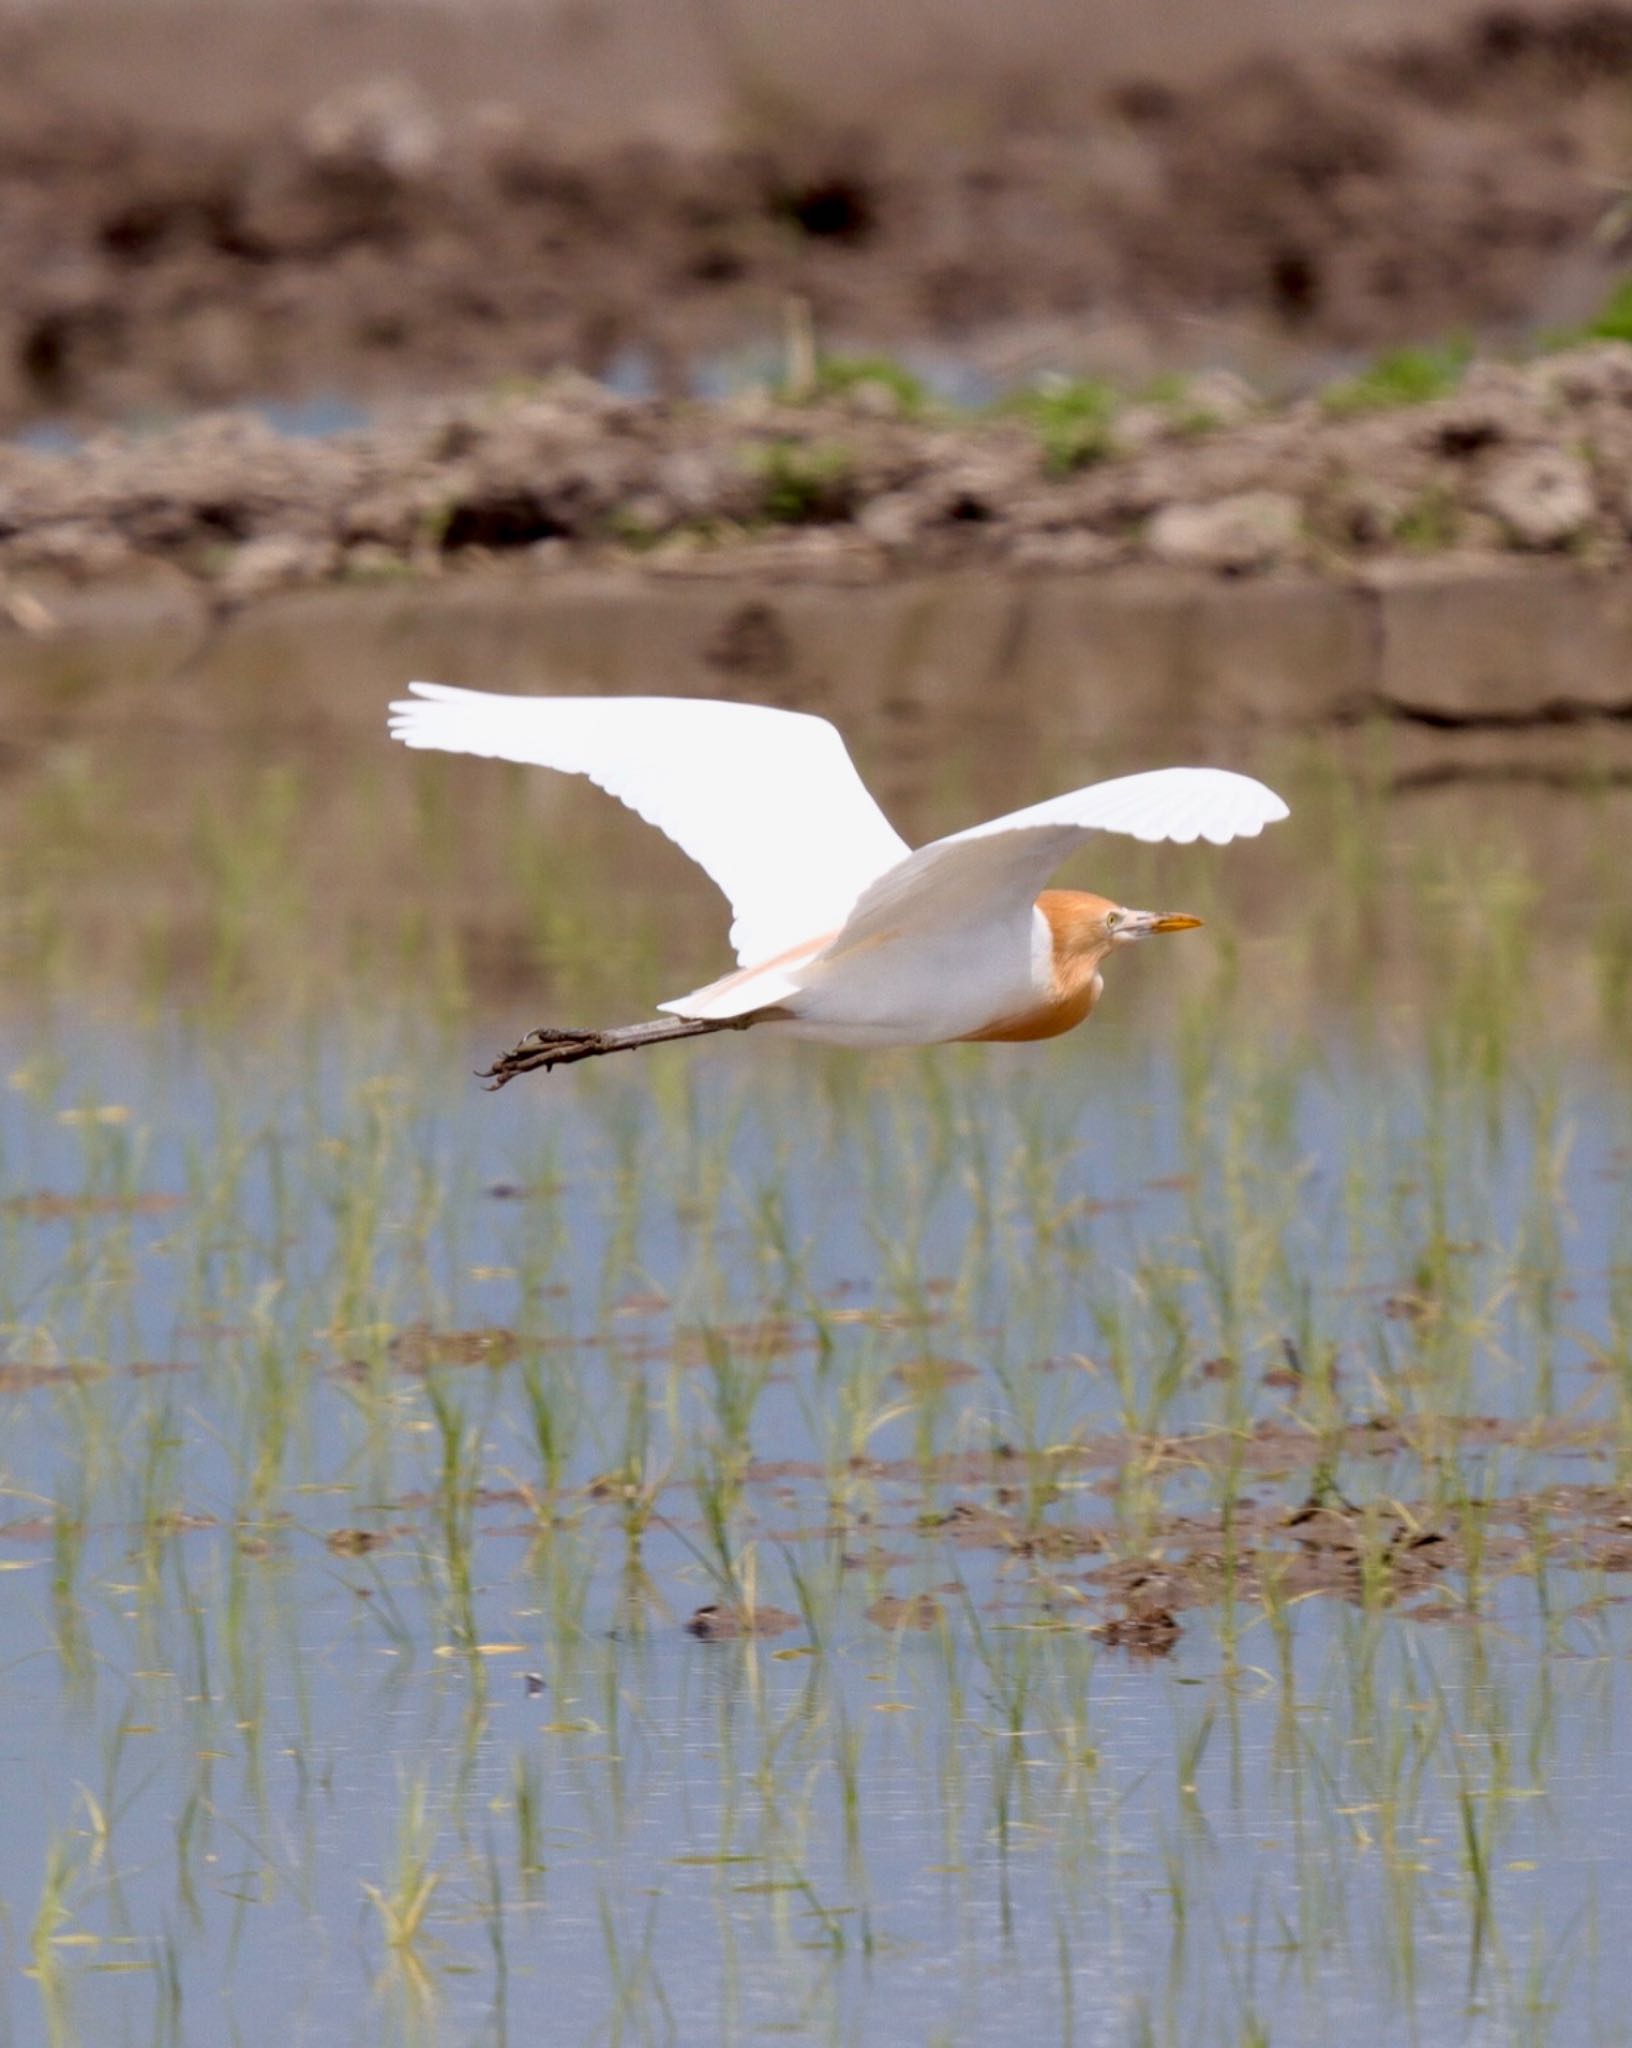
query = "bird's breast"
xmin=957 ymin=970 xmax=1103 ymax=1043
xmin=956 ymin=894 xmax=1108 ymax=1042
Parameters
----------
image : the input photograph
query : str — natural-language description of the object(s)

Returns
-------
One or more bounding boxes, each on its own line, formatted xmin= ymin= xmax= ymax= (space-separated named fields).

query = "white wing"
xmin=387 ymin=683 xmax=909 ymax=965
xmin=819 ymin=767 xmax=1289 ymax=958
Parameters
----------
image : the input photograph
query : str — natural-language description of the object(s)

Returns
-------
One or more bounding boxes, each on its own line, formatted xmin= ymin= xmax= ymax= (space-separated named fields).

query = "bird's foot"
xmin=477 ymin=1013 xmax=749 ymax=1091
xmin=478 ymin=1027 xmax=603 ymax=1090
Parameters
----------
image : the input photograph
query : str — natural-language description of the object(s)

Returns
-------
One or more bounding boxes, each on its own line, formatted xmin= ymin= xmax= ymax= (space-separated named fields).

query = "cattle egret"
xmin=388 ymin=683 xmax=1289 ymax=1086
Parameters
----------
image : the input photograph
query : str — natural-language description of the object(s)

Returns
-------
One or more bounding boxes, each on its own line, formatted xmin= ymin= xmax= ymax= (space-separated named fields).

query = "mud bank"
xmin=8 ymin=2 xmax=1632 ymax=425
xmin=13 ymin=343 xmax=1632 ymax=614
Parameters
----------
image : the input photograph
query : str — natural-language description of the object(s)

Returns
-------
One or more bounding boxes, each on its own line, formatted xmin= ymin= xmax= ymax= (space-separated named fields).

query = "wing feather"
xmin=387 ymin=683 xmax=909 ymax=964
xmin=819 ymin=767 xmax=1289 ymax=959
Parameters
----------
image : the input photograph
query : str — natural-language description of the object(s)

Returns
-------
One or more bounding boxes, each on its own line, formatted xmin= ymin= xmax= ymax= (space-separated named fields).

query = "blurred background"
xmin=7 ymin=0 xmax=1632 ymax=425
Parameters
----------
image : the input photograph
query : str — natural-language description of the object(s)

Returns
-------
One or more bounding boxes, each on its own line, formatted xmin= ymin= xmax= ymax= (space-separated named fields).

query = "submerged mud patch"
xmin=1 ymin=1190 xmax=185 ymax=1220
xmin=265 ymin=1407 xmax=1632 ymax=1645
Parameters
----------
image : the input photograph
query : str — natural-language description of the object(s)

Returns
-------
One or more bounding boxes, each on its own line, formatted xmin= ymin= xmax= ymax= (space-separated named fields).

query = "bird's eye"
xmin=1105 ymin=910 xmax=1123 ymax=930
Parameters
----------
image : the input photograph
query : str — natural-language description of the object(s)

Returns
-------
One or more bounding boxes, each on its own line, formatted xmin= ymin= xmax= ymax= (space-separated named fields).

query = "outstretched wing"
xmin=388 ymin=683 xmax=909 ymax=965
xmin=819 ymin=767 xmax=1289 ymax=960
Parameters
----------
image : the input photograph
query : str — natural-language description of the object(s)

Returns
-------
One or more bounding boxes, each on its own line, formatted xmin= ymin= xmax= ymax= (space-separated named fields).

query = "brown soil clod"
xmin=893 ymin=1356 xmax=981 ymax=1394
xmin=865 ymin=1592 xmax=946 ymax=1631
xmin=386 ymin=1323 xmax=519 ymax=1371
xmin=684 ymin=1602 xmax=801 ymax=1642
xmin=1095 ymin=1606 xmax=1182 ymax=1656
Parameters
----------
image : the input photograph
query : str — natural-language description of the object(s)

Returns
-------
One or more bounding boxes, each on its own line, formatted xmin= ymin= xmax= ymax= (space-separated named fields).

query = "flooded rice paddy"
xmin=4 ymin=593 xmax=1632 ymax=2046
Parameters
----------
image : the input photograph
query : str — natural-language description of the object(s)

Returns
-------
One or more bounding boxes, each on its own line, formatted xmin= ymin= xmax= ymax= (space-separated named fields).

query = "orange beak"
xmin=1146 ymin=912 xmax=1204 ymax=935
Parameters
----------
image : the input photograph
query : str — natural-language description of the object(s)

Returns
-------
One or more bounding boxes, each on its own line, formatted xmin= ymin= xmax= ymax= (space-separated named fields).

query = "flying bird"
xmin=388 ymin=684 xmax=1289 ymax=1086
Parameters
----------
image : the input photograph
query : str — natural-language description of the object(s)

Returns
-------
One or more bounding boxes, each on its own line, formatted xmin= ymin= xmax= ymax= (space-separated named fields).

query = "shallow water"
xmin=2 ymin=348 xmax=999 ymax=456
xmin=3 ymin=597 xmax=1632 ymax=2045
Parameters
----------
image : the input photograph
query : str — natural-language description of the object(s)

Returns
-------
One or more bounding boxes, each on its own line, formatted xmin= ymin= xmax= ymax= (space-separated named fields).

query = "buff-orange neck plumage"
xmin=957 ymin=890 xmax=1114 ymax=1043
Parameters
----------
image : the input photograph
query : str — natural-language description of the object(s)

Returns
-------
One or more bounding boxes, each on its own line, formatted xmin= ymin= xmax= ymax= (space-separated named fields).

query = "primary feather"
xmin=387 ymin=682 xmax=909 ymax=965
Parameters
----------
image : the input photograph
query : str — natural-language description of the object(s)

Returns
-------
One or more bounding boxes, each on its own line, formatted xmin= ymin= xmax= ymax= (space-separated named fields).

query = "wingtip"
xmin=1229 ymin=777 xmax=1291 ymax=836
xmin=388 ymin=679 xmax=461 ymax=738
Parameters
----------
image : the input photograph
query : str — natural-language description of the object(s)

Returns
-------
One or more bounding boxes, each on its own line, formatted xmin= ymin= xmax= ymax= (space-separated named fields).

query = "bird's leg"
xmin=478 ymin=1014 xmax=758 ymax=1090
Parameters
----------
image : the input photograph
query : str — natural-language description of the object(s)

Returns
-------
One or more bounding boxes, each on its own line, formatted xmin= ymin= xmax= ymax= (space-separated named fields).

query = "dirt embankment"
xmin=10 ymin=341 xmax=1632 ymax=603
xmin=8 ymin=4 xmax=1632 ymax=426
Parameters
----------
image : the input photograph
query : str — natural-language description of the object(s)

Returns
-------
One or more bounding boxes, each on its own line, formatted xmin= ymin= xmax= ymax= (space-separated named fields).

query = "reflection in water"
xmin=1 ymin=597 xmax=1631 ymax=2044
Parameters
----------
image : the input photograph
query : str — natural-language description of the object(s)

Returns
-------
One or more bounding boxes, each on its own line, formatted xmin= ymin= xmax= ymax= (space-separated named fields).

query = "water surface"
xmin=2 ymin=597 xmax=1631 ymax=2045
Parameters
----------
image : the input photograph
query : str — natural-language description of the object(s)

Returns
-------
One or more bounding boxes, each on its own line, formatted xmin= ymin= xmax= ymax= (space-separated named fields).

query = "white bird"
xmin=388 ymin=682 xmax=1289 ymax=1086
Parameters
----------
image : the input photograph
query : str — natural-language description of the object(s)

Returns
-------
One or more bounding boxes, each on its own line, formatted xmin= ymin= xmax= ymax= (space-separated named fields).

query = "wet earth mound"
xmin=6 ymin=4 xmax=1632 ymax=425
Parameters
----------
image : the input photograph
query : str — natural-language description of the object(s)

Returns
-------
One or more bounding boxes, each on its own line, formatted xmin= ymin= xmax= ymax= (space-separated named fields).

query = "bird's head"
xmin=1043 ymin=889 xmax=1204 ymax=969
